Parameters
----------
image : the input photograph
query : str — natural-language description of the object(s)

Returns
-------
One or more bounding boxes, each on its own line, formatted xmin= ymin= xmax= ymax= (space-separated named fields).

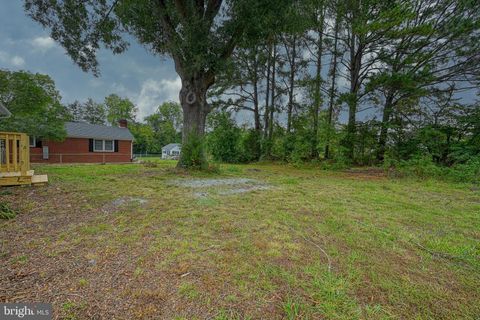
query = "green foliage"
xmin=354 ymin=120 xmax=382 ymax=166
xmin=104 ymin=94 xmax=137 ymax=125
xmin=145 ymin=102 xmax=182 ymax=149
xmin=0 ymin=202 xmax=16 ymax=220
xmin=129 ymin=123 xmax=158 ymax=154
xmin=178 ymin=132 xmax=207 ymax=170
xmin=0 ymin=69 xmax=67 ymax=140
xmin=83 ymin=98 xmax=106 ymax=125
xmin=238 ymin=129 xmax=261 ymax=163
xmin=387 ymin=155 xmax=480 ymax=183
xmin=206 ymin=112 xmax=241 ymax=163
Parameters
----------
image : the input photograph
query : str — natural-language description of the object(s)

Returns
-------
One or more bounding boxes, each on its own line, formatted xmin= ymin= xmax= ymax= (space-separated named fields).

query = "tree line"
xmin=206 ymin=0 xmax=480 ymax=167
xmin=25 ymin=0 xmax=480 ymax=168
xmin=4 ymin=0 xmax=480 ymax=170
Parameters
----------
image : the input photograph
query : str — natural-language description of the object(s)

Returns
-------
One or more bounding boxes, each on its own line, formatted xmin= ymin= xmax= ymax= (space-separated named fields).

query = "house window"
xmin=29 ymin=136 xmax=36 ymax=147
xmin=172 ymin=150 xmax=180 ymax=156
xmin=104 ymin=140 xmax=113 ymax=151
xmin=93 ymin=139 xmax=114 ymax=152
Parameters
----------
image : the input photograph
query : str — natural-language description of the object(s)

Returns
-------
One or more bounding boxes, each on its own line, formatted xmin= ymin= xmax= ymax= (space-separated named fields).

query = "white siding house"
xmin=162 ymin=143 xmax=181 ymax=159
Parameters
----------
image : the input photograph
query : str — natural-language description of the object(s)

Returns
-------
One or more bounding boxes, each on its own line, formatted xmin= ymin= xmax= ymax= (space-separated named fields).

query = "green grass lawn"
xmin=1 ymin=161 xmax=479 ymax=319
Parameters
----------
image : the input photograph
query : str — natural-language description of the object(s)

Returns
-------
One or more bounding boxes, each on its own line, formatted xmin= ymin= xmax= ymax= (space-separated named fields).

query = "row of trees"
xmin=8 ymin=0 xmax=480 ymax=168
xmin=25 ymin=0 xmax=480 ymax=168
xmin=207 ymin=0 xmax=480 ymax=166
xmin=0 ymin=68 xmax=182 ymax=154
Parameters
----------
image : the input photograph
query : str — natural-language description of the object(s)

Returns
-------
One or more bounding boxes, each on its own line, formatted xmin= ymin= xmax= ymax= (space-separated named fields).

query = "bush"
xmin=178 ymin=132 xmax=208 ymax=170
xmin=387 ymin=155 xmax=480 ymax=183
xmin=206 ymin=111 xmax=241 ymax=163
xmin=238 ymin=129 xmax=261 ymax=163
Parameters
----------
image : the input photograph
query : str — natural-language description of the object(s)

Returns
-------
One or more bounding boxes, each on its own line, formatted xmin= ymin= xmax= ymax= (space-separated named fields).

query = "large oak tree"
xmin=24 ymin=0 xmax=283 ymax=167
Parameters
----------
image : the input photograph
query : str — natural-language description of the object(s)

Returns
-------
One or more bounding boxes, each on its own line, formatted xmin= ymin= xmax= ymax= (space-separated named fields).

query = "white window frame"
xmin=29 ymin=136 xmax=36 ymax=147
xmin=93 ymin=139 xmax=115 ymax=152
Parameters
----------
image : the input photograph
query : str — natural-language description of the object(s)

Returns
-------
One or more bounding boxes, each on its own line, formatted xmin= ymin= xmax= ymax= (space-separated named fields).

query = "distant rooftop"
xmin=162 ymin=143 xmax=181 ymax=151
xmin=65 ymin=122 xmax=134 ymax=141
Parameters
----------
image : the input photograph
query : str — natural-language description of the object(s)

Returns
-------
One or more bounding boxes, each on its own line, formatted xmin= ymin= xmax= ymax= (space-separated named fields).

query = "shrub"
xmin=206 ymin=111 xmax=241 ymax=163
xmin=238 ymin=129 xmax=261 ymax=163
xmin=178 ymin=132 xmax=208 ymax=170
xmin=387 ymin=155 xmax=480 ymax=183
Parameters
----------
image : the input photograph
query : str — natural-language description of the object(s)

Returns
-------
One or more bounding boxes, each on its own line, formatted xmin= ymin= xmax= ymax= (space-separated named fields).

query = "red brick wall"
xmin=30 ymin=138 xmax=132 ymax=163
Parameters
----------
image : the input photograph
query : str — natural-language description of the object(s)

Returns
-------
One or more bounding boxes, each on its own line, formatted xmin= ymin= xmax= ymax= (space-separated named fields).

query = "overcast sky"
xmin=0 ymin=1 xmax=181 ymax=122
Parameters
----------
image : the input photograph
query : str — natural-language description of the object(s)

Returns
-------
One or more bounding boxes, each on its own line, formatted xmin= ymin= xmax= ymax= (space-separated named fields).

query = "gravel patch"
xmin=172 ymin=178 xmax=256 ymax=188
xmin=171 ymin=178 xmax=272 ymax=197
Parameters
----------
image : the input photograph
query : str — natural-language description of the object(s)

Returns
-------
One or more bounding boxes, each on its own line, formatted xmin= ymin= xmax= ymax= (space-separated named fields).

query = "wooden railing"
xmin=0 ymin=132 xmax=30 ymax=176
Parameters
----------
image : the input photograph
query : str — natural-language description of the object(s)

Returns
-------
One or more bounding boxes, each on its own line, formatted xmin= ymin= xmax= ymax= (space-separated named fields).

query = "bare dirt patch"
xmin=171 ymin=178 xmax=272 ymax=197
xmin=171 ymin=178 xmax=257 ymax=188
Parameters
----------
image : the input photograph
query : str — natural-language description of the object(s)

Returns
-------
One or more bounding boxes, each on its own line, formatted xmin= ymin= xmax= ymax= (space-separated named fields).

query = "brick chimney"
xmin=118 ymin=119 xmax=128 ymax=128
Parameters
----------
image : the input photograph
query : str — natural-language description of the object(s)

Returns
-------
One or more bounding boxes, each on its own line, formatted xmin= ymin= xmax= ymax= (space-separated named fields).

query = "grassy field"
xmin=1 ymin=160 xmax=479 ymax=319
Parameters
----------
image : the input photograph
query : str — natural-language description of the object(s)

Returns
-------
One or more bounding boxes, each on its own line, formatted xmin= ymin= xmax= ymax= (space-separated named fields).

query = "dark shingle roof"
xmin=162 ymin=143 xmax=181 ymax=151
xmin=65 ymin=122 xmax=134 ymax=141
xmin=0 ymin=102 xmax=11 ymax=118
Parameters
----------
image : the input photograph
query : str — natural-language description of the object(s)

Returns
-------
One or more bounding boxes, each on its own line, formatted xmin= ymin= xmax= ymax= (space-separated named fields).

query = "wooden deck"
xmin=0 ymin=132 xmax=47 ymax=186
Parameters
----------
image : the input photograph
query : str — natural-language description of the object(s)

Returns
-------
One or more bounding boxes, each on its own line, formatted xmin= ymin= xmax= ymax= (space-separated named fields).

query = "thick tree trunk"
xmin=377 ymin=93 xmax=394 ymax=161
xmin=177 ymin=76 xmax=212 ymax=168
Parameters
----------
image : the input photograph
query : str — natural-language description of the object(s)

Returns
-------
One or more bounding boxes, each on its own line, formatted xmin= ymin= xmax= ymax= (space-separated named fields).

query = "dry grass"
xmin=1 ymin=160 xmax=479 ymax=319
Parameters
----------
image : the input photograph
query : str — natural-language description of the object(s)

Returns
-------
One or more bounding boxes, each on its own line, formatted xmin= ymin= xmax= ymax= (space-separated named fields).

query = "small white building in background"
xmin=161 ymin=143 xmax=181 ymax=159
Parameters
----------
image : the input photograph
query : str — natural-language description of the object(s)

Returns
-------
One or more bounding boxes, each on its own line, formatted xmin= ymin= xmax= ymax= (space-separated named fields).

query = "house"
xmin=162 ymin=143 xmax=181 ymax=159
xmin=30 ymin=120 xmax=134 ymax=163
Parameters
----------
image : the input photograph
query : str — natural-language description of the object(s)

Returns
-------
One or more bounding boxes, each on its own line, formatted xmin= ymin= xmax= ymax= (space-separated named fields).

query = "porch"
xmin=0 ymin=132 xmax=47 ymax=186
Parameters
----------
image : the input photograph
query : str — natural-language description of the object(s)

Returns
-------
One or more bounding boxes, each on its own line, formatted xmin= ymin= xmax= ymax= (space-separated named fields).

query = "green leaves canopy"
xmin=0 ymin=69 xmax=67 ymax=140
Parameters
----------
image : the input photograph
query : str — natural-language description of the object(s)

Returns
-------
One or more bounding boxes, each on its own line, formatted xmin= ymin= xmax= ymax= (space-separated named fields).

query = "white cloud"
xmin=11 ymin=56 xmax=25 ymax=67
xmin=135 ymin=77 xmax=181 ymax=121
xmin=0 ymin=51 xmax=25 ymax=67
xmin=31 ymin=36 xmax=56 ymax=52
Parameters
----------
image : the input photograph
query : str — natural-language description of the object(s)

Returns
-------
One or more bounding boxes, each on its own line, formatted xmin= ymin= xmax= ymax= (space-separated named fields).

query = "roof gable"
xmin=65 ymin=122 xmax=134 ymax=140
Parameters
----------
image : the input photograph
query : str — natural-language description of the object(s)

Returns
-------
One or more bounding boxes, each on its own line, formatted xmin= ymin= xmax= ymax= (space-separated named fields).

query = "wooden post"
xmin=21 ymin=134 xmax=28 ymax=176
xmin=5 ymin=134 xmax=9 ymax=172
xmin=13 ymin=136 xmax=18 ymax=172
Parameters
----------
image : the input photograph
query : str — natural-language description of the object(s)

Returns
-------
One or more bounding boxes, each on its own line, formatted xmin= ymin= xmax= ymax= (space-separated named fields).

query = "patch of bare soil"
xmin=171 ymin=178 xmax=257 ymax=188
xmin=171 ymin=178 xmax=272 ymax=198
